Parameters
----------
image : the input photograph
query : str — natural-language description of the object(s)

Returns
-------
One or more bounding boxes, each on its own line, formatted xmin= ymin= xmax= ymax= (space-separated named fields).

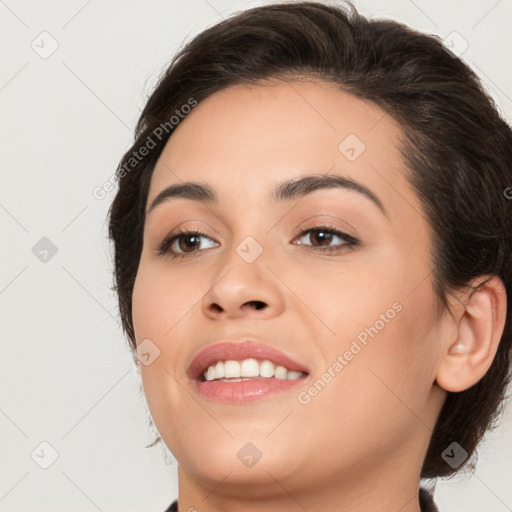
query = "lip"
xmin=187 ymin=340 xmax=310 ymax=403
xmin=187 ymin=340 xmax=310 ymax=380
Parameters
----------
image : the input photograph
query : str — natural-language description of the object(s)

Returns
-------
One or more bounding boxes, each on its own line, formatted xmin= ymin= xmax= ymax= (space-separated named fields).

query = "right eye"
xmin=157 ymin=229 xmax=219 ymax=259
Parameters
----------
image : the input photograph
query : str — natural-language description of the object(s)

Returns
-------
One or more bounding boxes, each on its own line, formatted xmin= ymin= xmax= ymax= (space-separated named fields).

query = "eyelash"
xmin=156 ymin=223 xmax=359 ymax=260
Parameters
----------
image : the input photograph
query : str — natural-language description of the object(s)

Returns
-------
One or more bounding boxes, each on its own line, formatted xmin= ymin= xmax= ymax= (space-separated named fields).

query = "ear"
xmin=435 ymin=275 xmax=507 ymax=393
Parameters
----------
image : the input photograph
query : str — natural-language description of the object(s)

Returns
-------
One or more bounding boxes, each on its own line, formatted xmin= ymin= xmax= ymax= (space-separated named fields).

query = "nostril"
xmin=247 ymin=301 xmax=265 ymax=310
xmin=209 ymin=301 xmax=266 ymax=313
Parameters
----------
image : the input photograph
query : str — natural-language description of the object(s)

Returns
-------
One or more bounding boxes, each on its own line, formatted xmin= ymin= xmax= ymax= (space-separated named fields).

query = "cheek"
xmin=352 ymin=302 xmax=436 ymax=392
xmin=285 ymin=258 xmax=405 ymax=348
xmin=132 ymin=260 xmax=205 ymax=344
xmin=295 ymin=247 xmax=439 ymax=421
xmin=293 ymin=296 xmax=439 ymax=463
xmin=131 ymin=262 xmax=202 ymax=417
xmin=132 ymin=263 xmax=197 ymax=456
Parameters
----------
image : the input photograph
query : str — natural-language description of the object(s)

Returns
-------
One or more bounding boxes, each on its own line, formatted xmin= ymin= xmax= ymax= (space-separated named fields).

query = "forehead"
xmin=147 ymin=79 xmax=418 ymax=221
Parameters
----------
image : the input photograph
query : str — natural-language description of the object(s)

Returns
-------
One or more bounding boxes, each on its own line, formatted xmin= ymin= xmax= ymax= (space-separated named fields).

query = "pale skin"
xmin=131 ymin=79 xmax=507 ymax=512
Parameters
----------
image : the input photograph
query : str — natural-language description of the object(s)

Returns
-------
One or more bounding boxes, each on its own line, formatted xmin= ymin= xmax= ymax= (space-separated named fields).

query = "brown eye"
xmin=174 ymin=233 xmax=203 ymax=253
xmin=301 ymin=229 xmax=334 ymax=247
xmin=158 ymin=230 xmax=219 ymax=258
xmin=294 ymin=227 xmax=358 ymax=250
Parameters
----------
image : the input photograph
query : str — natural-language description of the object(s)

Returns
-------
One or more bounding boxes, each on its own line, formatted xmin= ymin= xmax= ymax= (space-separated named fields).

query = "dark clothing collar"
xmin=164 ymin=486 xmax=439 ymax=511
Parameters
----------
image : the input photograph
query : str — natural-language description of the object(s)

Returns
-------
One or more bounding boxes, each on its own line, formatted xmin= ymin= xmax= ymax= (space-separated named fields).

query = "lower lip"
xmin=194 ymin=376 xmax=307 ymax=403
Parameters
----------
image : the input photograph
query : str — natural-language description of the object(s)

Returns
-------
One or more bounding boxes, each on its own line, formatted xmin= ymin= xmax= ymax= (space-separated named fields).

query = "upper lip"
xmin=187 ymin=340 xmax=310 ymax=380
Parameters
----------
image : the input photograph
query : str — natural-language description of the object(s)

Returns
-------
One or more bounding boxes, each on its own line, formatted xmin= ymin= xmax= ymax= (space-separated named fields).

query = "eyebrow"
xmin=146 ymin=174 xmax=388 ymax=217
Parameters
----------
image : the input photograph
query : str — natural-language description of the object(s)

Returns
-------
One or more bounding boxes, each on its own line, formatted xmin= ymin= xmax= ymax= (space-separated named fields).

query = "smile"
xmin=202 ymin=358 xmax=306 ymax=381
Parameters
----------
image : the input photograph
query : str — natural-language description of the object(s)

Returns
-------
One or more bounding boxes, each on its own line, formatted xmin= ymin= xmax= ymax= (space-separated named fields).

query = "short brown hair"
xmin=107 ymin=1 xmax=512 ymax=479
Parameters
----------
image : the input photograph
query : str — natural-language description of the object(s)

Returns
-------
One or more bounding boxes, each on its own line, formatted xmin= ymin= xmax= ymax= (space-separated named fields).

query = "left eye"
xmin=294 ymin=228 xmax=358 ymax=250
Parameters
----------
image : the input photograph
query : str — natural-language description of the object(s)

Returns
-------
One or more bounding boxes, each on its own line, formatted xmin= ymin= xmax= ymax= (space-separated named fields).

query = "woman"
xmin=107 ymin=2 xmax=512 ymax=511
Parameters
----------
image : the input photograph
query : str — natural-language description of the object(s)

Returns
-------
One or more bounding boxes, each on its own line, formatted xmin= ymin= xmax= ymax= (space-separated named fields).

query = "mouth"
xmin=188 ymin=340 xmax=310 ymax=403
xmin=200 ymin=358 xmax=308 ymax=382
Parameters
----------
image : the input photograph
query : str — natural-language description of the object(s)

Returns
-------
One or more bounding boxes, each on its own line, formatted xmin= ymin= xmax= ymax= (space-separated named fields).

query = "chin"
xmin=175 ymin=439 xmax=304 ymax=487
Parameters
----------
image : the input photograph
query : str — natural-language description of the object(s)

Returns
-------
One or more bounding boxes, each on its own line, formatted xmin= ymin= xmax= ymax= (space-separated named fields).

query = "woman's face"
xmin=132 ymin=80 xmax=448 ymax=497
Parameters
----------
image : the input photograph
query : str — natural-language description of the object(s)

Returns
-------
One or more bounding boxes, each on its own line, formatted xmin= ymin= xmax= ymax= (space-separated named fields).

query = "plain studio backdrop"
xmin=1 ymin=1 xmax=511 ymax=511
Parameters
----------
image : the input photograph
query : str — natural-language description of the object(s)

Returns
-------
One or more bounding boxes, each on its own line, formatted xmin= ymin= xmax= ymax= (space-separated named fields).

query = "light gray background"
xmin=1 ymin=0 xmax=511 ymax=511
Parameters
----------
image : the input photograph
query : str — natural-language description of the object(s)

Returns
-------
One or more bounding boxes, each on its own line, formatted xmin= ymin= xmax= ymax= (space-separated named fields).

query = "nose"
xmin=201 ymin=249 xmax=286 ymax=321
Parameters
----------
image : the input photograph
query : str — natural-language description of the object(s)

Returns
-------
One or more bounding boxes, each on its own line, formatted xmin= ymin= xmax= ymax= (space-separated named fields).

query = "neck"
xmin=174 ymin=453 xmax=426 ymax=512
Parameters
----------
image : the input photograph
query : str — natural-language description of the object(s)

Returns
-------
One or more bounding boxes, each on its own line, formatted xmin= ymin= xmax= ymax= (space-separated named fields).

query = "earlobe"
xmin=435 ymin=275 xmax=507 ymax=393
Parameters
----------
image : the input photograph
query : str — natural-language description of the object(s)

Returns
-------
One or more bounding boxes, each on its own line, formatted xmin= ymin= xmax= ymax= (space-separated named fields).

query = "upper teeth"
xmin=203 ymin=358 xmax=305 ymax=381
